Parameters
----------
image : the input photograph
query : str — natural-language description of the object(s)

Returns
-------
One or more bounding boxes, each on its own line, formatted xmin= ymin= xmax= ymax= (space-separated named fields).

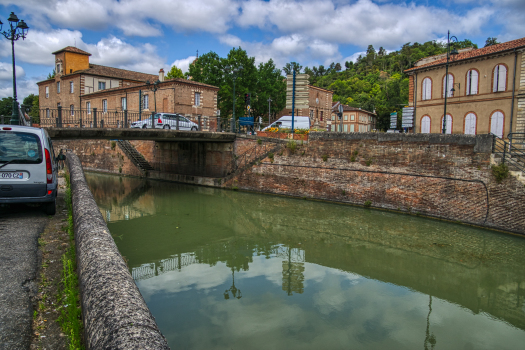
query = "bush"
xmin=257 ymin=139 xmax=262 ymax=145
xmin=268 ymin=152 xmax=274 ymax=163
xmin=492 ymin=163 xmax=509 ymax=183
xmin=322 ymin=154 xmax=328 ymax=162
xmin=365 ymin=159 xmax=372 ymax=166
xmin=111 ymin=141 xmax=116 ymax=150
xmin=364 ymin=200 xmax=372 ymax=208
xmin=350 ymin=156 xmax=356 ymax=162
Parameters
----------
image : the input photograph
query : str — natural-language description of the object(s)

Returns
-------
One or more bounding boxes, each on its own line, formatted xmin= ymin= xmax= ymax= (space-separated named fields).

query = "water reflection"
xmin=86 ymin=173 xmax=525 ymax=350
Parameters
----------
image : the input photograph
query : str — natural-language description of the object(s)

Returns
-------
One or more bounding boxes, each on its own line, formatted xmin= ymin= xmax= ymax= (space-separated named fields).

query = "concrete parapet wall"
xmin=66 ymin=153 xmax=169 ymax=350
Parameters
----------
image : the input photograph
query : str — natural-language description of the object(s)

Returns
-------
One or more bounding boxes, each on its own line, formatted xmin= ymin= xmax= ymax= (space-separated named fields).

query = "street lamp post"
xmin=442 ymin=30 xmax=458 ymax=134
xmin=267 ymin=97 xmax=272 ymax=127
xmin=0 ymin=12 xmax=29 ymax=126
xmin=224 ymin=65 xmax=243 ymax=132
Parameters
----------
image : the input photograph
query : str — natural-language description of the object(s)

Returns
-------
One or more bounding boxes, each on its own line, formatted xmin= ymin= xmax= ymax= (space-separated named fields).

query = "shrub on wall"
xmin=491 ymin=163 xmax=509 ymax=183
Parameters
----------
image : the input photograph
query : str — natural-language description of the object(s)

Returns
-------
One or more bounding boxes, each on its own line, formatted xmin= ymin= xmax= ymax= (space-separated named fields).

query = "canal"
xmin=86 ymin=172 xmax=525 ymax=350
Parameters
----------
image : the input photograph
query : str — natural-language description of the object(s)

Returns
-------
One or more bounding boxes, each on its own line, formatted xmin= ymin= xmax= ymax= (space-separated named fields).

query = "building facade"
xmin=405 ymin=37 xmax=525 ymax=138
xmin=37 ymin=46 xmax=218 ymax=126
xmin=330 ymin=102 xmax=377 ymax=132
xmin=277 ymin=85 xmax=333 ymax=128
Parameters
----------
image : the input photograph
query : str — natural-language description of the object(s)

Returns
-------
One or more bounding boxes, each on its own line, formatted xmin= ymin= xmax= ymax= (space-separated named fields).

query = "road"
xmin=0 ymin=204 xmax=47 ymax=350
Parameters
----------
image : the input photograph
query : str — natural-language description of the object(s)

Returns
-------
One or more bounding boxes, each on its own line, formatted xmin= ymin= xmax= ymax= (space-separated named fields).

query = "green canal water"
xmin=86 ymin=172 xmax=525 ymax=350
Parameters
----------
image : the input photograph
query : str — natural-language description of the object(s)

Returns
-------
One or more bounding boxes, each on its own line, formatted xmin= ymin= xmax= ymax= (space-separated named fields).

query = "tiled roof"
xmin=405 ymin=37 xmax=525 ymax=72
xmin=332 ymin=102 xmax=375 ymax=115
xmin=83 ymin=78 xmax=219 ymax=96
xmin=52 ymin=46 xmax=91 ymax=56
xmin=64 ymin=64 xmax=158 ymax=82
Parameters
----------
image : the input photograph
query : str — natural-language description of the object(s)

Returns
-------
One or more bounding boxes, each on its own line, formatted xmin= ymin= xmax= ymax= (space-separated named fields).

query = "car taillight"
xmin=45 ymin=149 xmax=53 ymax=184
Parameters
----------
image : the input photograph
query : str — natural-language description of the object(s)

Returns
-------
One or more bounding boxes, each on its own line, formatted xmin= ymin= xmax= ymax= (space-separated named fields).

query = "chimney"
xmin=159 ymin=68 xmax=164 ymax=82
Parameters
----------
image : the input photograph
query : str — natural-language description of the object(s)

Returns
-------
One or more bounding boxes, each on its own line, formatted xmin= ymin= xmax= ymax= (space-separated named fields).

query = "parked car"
xmin=262 ymin=116 xmax=311 ymax=131
xmin=0 ymin=125 xmax=58 ymax=215
xmin=130 ymin=113 xmax=199 ymax=130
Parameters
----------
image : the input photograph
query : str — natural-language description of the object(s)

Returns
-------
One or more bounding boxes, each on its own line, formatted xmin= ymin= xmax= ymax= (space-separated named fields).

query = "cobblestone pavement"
xmin=0 ymin=204 xmax=47 ymax=350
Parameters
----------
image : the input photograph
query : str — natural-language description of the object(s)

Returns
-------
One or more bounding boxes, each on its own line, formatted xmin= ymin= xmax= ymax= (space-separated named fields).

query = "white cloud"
xmin=0 ymin=62 xmax=25 ymax=82
xmin=171 ymin=56 xmax=197 ymax=74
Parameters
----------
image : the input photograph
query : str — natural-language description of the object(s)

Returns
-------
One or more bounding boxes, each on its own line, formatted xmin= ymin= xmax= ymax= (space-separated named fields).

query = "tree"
xmin=0 ymin=97 xmax=14 ymax=117
xmin=252 ymin=59 xmax=286 ymax=122
xmin=22 ymin=94 xmax=40 ymax=122
xmin=47 ymin=69 xmax=55 ymax=79
xmin=485 ymin=37 xmax=500 ymax=47
xmin=165 ymin=65 xmax=184 ymax=79
xmin=335 ymin=63 xmax=342 ymax=72
xmin=282 ymin=62 xmax=303 ymax=75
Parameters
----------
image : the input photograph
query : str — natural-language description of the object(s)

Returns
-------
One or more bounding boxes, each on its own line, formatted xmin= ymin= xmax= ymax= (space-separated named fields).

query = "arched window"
xmin=422 ymin=78 xmax=432 ymax=100
xmin=443 ymin=74 xmax=453 ymax=98
xmin=493 ymin=65 xmax=507 ymax=92
xmin=490 ymin=111 xmax=504 ymax=138
xmin=466 ymin=70 xmax=478 ymax=95
xmin=464 ymin=113 xmax=476 ymax=135
xmin=421 ymin=115 xmax=431 ymax=133
xmin=441 ymin=114 xmax=452 ymax=134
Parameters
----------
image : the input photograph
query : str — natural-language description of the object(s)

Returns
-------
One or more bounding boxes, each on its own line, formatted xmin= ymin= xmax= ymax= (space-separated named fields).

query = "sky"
xmin=0 ymin=0 xmax=524 ymax=101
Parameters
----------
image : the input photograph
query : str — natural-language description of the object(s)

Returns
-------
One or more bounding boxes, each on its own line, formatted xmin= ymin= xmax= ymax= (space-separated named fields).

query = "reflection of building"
xmin=405 ymin=37 xmax=525 ymax=136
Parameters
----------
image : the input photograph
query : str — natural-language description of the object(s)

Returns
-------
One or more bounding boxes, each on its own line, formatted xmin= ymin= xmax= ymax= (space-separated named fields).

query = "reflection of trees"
xmin=424 ymin=296 xmax=436 ymax=350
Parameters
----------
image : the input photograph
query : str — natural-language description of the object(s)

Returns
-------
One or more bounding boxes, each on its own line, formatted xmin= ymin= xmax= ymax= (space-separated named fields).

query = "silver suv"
xmin=130 ymin=113 xmax=199 ymax=130
xmin=0 ymin=125 xmax=58 ymax=215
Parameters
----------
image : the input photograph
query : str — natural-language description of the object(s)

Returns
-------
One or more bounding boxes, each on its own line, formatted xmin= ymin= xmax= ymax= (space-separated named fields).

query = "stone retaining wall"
xmin=66 ymin=153 xmax=169 ymax=350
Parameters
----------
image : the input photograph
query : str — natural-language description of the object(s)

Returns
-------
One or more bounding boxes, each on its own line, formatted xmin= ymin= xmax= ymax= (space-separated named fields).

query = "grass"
xmin=322 ymin=154 xmax=329 ymax=162
xmin=364 ymin=200 xmax=372 ymax=208
xmin=491 ymin=163 xmax=509 ymax=183
xmin=287 ymin=140 xmax=297 ymax=154
xmin=57 ymin=172 xmax=85 ymax=350
xmin=268 ymin=152 xmax=274 ymax=163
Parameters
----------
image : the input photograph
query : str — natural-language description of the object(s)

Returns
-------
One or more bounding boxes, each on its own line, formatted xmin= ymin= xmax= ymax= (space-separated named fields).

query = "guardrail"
xmin=492 ymin=133 xmax=525 ymax=172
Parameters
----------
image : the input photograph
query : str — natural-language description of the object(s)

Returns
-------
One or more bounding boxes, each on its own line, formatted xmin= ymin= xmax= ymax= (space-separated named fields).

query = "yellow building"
xmin=405 ymin=37 xmax=525 ymax=138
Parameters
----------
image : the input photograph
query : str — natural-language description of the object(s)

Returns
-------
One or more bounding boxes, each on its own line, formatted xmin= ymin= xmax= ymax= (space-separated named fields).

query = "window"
xmin=493 ymin=65 xmax=507 ymax=92
xmin=121 ymin=97 xmax=127 ymax=111
xmin=46 ymin=108 xmax=50 ymax=118
xmin=70 ymin=81 xmax=74 ymax=93
xmin=195 ymin=92 xmax=201 ymax=106
xmin=344 ymin=124 xmax=348 ymax=132
xmin=422 ymin=77 xmax=432 ymax=100
xmin=331 ymin=114 xmax=335 ymax=121
xmin=331 ymin=124 xmax=335 ymax=131
xmin=344 ymin=114 xmax=348 ymax=121
xmin=70 ymin=105 xmax=74 ymax=116
xmin=421 ymin=116 xmax=431 ymax=133
xmin=86 ymin=102 xmax=91 ymax=114
xmin=442 ymin=74 xmax=453 ymax=98
xmin=102 ymin=99 xmax=107 ymax=113
xmin=464 ymin=113 xmax=476 ymax=135
xmin=441 ymin=114 xmax=452 ymax=134
xmin=57 ymin=81 xmax=61 ymax=93
xmin=320 ymin=111 xmax=323 ymax=121
xmin=351 ymin=114 xmax=355 ymax=121
xmin=466 ymin=70 xmax=478 ymax=95
xmin=45 ymin=86 xmax=49 ymax=98
xmin=56 ymin=63 xmax=61 ymax=74
xmin=98 ymin=81 xmax=106 ymax=90
xmin=350 ymin=124 xmax=355 ymax=132
xmin=143 ymin=95 xmax=149 ymax=110
xmin=490 ymin=111 xmax=504 ymax=138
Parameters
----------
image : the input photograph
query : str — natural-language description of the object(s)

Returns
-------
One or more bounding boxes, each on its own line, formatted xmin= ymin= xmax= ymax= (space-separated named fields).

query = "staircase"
xmin=117 ymin=140 xmax=154 ymax=175
xmin=492 ymin=134 xmax=525 ymax=184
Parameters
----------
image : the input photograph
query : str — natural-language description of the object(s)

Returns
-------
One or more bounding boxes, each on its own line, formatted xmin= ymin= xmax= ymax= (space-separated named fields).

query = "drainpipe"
xmin=414 ymin=72 xmax=418 ymax=134
xmin=509 ymin=48 xmax=518 ymax=143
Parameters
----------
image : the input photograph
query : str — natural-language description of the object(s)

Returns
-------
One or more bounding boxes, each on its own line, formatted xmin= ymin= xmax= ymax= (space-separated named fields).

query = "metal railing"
xmin=492 ymin=133 xmax=525 ymax=172
xmin=508 ymin=133 xmax=525 ymax=149
xmin=230 ymin=140 xmax=282 ymax=174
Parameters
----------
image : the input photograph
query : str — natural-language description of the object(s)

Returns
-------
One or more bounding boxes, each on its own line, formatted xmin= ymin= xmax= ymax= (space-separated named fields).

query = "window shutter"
xmin=498 ymin=65 xmax=506 ymax=92
xmin=493 ymin=66 xmax=499 ymax=92
xmin=471 ymin=70 xmax=478 ymax=95
xmin=443 ymin=74 xmax=453 ymax=98
xmin=466 ymin=72 xmax=471 ymax=95
xmin=423 ymin=78 xmax=431 ymax=100
xmin=491 ymin=111 xmax=504 ymax=138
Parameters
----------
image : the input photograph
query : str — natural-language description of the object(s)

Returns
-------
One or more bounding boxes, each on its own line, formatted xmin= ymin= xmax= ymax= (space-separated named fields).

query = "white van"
xmin=262 ymin=116 xmax=311 ymax=131
xmin=0 ymin=125 xmax=58 ymax=214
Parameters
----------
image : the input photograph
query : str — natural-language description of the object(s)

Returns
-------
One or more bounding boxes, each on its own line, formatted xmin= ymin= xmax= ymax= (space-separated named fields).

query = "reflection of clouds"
xmin=137 ymin=262 xmax=232 ymax=301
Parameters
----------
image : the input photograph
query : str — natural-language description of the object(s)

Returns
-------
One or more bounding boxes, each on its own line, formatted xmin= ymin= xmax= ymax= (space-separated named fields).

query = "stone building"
xmin=37 ymin=46 xmax=218 ymax=125
xmin=277 ymin=85 xmax=333 ymax=128
xmin=330 ymin=102 xmax=377 ymax=132
xmin=405 ymin=37 xmax=525 ymax=137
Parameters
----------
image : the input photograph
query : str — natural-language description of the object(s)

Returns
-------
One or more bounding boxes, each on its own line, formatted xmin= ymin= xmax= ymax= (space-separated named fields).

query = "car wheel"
xmin=44 ymin=200 xmax=56 ymax=215
xmin=191 ymin=126 xmax=198 ymax=131
xmin=163 ymin=124 xmax=170 ymax=130
xmin=142 ymin=124 xmax=147 ymax=129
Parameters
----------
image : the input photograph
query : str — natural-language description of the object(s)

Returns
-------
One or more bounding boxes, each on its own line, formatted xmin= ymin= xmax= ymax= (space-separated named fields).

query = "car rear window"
xmin=0 ymin=131 xmax=43 ymax=164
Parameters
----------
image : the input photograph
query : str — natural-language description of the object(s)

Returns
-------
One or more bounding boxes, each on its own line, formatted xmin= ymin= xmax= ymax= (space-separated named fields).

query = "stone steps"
xmin=117 ymin=140 xmax=154 ymax=174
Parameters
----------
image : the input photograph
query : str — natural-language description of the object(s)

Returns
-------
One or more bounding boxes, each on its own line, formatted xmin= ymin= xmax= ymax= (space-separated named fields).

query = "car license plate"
xmin=0 ymin=172 xmax=24 ymax=179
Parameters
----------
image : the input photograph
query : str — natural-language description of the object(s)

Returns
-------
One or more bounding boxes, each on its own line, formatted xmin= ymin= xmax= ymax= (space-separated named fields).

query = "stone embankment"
xmin=226 ymin=133 xmax=525 ymax=235
xmin=66 ymin=153 xmax=169 ymax=350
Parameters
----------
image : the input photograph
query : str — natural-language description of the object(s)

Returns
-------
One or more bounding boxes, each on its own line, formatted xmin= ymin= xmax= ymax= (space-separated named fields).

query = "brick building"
xmin=330 ymin=102 xmax=377 ymax=132
xmin=37 ymin=46 xmax=218 ymax=125
xmin=405 ymin=37 xmax=525 ymax=137
xmin=278 ymin=85 xmax=333 ymax=128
